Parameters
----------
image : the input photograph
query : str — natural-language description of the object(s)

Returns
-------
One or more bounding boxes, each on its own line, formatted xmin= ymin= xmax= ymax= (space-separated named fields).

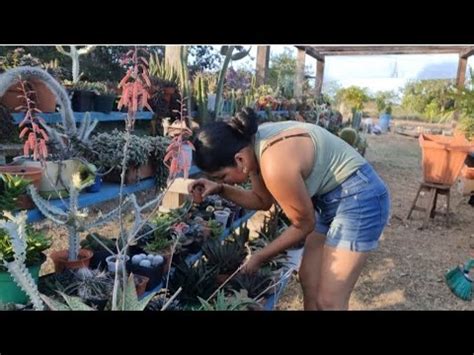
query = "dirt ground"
xmin=277 ymin=131 xmax=474 ymax=310
xmin=36 ymin=128 xmax=474 ymax=310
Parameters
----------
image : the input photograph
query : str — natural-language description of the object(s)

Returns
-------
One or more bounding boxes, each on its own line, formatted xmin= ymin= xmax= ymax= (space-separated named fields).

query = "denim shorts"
xmin=311 ymin=163 xmax=390 ymax=252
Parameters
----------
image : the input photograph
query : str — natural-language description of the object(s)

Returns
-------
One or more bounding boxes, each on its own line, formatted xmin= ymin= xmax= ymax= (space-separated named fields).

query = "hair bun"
xmin=228 ymin=107 xmax=258 ymax=140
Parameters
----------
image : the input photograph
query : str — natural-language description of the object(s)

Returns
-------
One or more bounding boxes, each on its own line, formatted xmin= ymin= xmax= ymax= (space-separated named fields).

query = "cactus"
xmin=193 ymin=72 xmax=209 ymax=124
xmin=214 ymin=46 xmax=251 ymax=120
xmin=55 ymin=45 xmax=96 ymax=83
xmin=27 ymin=171 xmax=165 ymax=262
xmin=0 ymin=212 xmax=44 ymax=310
xmin=339 ymin=127 xmax=359 ymax=146
xmin=339 ymin=127 xmax=368 ymax=156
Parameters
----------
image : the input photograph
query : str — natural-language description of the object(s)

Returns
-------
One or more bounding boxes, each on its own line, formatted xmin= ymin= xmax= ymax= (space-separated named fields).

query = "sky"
xmin=223 ymin=45 xmax=474 ymax=94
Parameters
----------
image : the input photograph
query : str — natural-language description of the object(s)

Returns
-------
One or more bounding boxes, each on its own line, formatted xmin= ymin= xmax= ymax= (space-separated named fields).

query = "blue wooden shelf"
xmin=12 ymin=111 xmax=153 ymax=125
xmin=26 ymin=177 xmax=157 ymax=223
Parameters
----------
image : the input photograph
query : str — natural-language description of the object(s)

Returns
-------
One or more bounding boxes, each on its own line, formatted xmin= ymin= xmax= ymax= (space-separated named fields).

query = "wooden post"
xmin=294 ymin=48 xmax=306 ymax=99
xmin=256 ymin=46 xmax=270 ymax=86
xmin=315 ymin=59 xmax=325 ymax=99
xmin=456 ymin=55 xmax=468 ymax=89
xmin=454 ymin=55 xmax=468 ymax=121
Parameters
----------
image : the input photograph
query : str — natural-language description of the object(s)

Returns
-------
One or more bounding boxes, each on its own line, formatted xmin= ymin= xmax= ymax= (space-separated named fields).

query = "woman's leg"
xmin=316 ymin=246 xmax=369 ymax=310
xmin=298 ymin=231 xmax=326 ymax=310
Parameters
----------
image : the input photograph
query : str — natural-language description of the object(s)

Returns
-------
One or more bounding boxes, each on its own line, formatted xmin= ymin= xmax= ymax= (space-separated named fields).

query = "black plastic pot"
xmin=126 ymin=261 xmax=164 ymax=291
xmin=71 ymin=90 xmax=95 ymax=112
xmin=94 ymin=94 xmax=116 ymax=113
xmin=89 ymin=249 xmax=114 ymax=270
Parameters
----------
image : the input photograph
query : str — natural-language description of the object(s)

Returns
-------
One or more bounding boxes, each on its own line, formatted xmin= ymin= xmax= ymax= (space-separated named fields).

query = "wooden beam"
xmin=460 ymin=46 xmax=474 ymax=59
xmin=296 ymin=46 xmax=324 ymax=62
xmin=315 ymin=59 xmax=325 ymax=99
xmin=256 ymin=46 xmax=270 ymax=86
xmin=294 ymin=48 xmax=306 ymax=99
xmin=303 ymin=45 xmax=469 ymax=56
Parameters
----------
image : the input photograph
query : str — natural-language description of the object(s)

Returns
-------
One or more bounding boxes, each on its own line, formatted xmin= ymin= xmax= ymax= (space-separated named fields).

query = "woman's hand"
xmin=240 ymin=254 xmax=264 ymax=274
xmin=188 ymin=178 xmax=223 ymax=200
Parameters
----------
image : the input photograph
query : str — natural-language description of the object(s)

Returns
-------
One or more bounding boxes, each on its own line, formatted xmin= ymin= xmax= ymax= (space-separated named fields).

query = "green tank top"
xmin=254 ymin=121 xmax=366 ymax=196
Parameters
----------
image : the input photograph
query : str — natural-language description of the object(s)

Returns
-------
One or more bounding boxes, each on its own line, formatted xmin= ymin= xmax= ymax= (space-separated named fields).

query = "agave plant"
xmin=169 ymin=260 xmax=218 ymax=306
xmin=202 ymin=238 xmax=247 ymax=275
xmin=197 ymin=289 xmax=261 ymax=311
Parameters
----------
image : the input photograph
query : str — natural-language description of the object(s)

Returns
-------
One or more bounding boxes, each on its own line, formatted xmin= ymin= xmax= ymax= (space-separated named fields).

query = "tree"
xmin=374 ymin=90 xmax=397 ymax=114
xmin=267 ymin=48 xmax=312 ymax=99
xmin=401 ymin=79 xmax=455 ymax=120
xmin=188 ymin=46 xmax=222 ymax=74
xmin=335 ymin=86 xmax=369 ymax=112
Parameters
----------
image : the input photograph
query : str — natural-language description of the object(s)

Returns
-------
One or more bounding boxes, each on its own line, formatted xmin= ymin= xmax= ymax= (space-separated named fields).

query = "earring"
xmin=243 ymin=167 xmax=248 ymax=174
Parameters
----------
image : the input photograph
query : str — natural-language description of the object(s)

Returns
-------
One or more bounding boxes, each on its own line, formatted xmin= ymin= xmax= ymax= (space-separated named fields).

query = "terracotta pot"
xmin=50 ymin=249 xmax=94 ymax=273
xmin=419 ymin=134 xmax=474 ymax=186
xmin=134 ymin=275 xmax=149 ymax=297
xmin=104 ymin=161 xmax=155 ymax=185
xmin=0 ymin=80 xmax=56 ymax=113
xmin=216 ymin=273 xmax=231 ymax=285
xmin=0 ymin=165 xmax=43 ymax=209
xmin=33 ymin=80 xmax=56 ymax=113
xmin=192 ymin=185 xmax=204 ymax=204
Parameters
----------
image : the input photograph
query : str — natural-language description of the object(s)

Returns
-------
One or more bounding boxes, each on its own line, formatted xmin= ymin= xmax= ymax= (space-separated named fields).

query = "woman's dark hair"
xmin=193 ymin=107 xmax=258 ymax=172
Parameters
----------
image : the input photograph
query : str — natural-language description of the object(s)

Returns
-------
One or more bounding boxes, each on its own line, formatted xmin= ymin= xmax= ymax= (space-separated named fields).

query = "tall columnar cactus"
xmin=0 ymin=212 xmax=44 ymax=310
xmin=194 ymin=72 xmax=208 ymax=124
xmin=214 ymin=46 xmax=251 ymax=120
xmin=55 ymin=45 xmax=96 ymax=83
xmin=178 ymin=46 xmax=192 ymax=123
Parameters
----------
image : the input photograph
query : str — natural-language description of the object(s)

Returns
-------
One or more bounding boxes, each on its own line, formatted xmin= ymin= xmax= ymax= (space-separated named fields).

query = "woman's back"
xmin=254 ymin=121 xmax=366 ymax=196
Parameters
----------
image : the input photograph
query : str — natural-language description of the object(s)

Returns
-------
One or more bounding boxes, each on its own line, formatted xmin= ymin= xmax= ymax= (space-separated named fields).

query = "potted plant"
xmin=80 ymin=233 xmax=117 ymax=270
xmin=0 ymin=169 xmax=42 ymax=210
xmin=0 ymin=212 xmax=51 ymax=305
xmin=27 ymin=172 xmax=103 ymax=273
xmin=127 ymin=252 xmax=165 ymax=291
xmin=62 ymin=268 xmax=114 ymax=310
xmin=227 ymin=270 xmax=275 ymax=299
xmin=89 ymin=130 xmax=155 ymax=185
xmin=169 ymin=259 xmax=218 ymax=307
xmin=0 ymin=48 xmax=56 ymax=113
xmin=67 ymin=81 xmax=96 ymax=112
xmin=202 ymin=238 xmax=247 ymax=284
xmin=148 ymin=51 xmax=180 ymax=105
xmin=93 ymin=82 xmax=117 ymax=113
xmin=0 ymin=67 xmax=98 ymax=199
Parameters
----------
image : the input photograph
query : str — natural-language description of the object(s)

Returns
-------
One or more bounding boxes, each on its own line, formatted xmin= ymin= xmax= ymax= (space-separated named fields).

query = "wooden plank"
xmin=256 ymin=46 xmax=270 ymax=86
xmin=294 ymin=48 xmax=306 ymax=99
